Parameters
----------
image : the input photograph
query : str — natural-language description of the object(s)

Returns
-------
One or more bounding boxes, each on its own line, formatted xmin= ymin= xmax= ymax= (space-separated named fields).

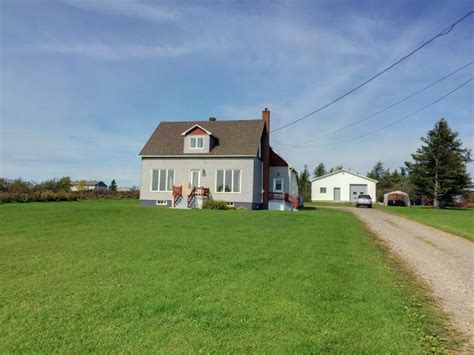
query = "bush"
xmin=0 ymin=191 xmax=78 ymax=204
xmin=202 ymin=199 xmax=229 ymax=210
xmin=0 ymin=176 xmax=139 ymax=204
xmin=0 ymin=190 xmax=139 ymax=204
xmin=72 ymin=190 xmax=139 ymax=200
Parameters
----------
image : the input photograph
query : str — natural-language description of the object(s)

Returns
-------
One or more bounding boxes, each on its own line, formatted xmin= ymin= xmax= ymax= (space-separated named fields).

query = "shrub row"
xmin=0 ymin=190 xmax=139 ymax=204
xmin=0 ymin=191 xmax=78 ymax=203
xmin=71 ymin=190 xmax=139 ymax=200
xmin=202 ymin=199 xmax=230 ymax=210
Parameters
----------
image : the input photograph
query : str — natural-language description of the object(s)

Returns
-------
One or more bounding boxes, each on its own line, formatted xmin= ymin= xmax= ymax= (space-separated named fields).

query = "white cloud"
xmin=34 ymin=42 xmax=207 ymax=59
xmin=62 ymin=0 xmax=178 ymax=23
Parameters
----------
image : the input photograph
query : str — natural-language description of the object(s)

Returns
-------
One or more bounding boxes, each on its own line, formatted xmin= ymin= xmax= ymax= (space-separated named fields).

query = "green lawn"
xmin=378 ymin=205 xmax=474 ymax=241
xmin=0 ymin=200 xmax=460 ymax=352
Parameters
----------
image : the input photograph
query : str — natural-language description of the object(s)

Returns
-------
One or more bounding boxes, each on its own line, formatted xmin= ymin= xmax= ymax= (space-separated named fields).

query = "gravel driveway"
xmin=347 ymin=207 xmax=474 ymax=346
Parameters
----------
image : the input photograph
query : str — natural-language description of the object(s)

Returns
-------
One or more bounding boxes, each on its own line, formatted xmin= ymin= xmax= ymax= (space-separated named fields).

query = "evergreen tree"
xmin=328 ymin=165 xmax=343 ymax=174
xmin=298 ymin=165 xmax=311 ymax=201
xmin=109 ymin=179 xmax=118 ymax=191
xmin=406 ymin=119 xmax=471 ymax=208
xmin=367 ymin=161 xmax=386 ymax=181
xmin=313 ymin=163 xmax=326 ymax=178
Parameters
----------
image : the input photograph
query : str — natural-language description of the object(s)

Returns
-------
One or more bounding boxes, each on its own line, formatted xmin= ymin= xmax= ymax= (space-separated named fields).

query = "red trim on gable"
xmin=187 ymin=127 xmax=208 ymax=135
xmin=270 ymin=149 xmax=288 ymax=167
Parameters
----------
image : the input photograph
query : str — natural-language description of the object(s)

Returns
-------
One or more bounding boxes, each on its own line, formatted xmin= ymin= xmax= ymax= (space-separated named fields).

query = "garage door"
xmin=350 ymin=184 xmax=367 ymax=202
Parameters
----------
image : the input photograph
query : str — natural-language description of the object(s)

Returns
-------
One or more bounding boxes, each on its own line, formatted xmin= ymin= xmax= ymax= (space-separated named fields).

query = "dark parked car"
xmin=356 ymin=194 xmax=372 ymax=208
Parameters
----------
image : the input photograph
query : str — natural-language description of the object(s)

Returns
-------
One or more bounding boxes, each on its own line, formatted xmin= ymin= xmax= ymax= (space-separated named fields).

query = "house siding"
xmin=183 ymin=135 xmax=211 ymax=154
xmin=140 ymin=157 xmax=261 ymax=207
xmin=269 ymin=167 xmax=290 ymax=193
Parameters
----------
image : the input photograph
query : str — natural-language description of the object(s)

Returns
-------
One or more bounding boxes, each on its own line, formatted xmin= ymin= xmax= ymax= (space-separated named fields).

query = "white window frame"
xmin=215 ymin=169 xmax=242 ymax=194
xmin=273 ymin=178 xmax=284 ymax=192
xmin=150 ymin=169 xmax=175 ymax=192
xmin=156 ymin=200 xmax=167 ymax=206
xmin=320 ymin=187 xmax=327 ymax=194
xmin=189 ymin=136 xmax=204 ymax=149
xmin=189 ymin=169 xmax=201 ymax=188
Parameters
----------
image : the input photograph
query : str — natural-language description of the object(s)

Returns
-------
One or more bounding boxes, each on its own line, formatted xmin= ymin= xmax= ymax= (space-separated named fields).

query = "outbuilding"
xmin=384 ymin=191 xmax=410 ymax=206
xmin=311 ymin=169 xmax=377 ymax=203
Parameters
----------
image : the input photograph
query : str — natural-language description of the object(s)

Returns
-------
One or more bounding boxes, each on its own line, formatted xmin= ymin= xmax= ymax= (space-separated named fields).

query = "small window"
xmin=233 ymin=170 xmax=241 ymax=193
xmin=273 ymin=178 xmax=283 ymax=192
xmin=190 ymin=137 xmax=204 ymax=149
xmin=320 ymin=187 xmax=326 ymax=193
xmin=226 ymin=202 xmax=234 ymax=207
xmin=156 ymin=200 xmax=167 ymax=206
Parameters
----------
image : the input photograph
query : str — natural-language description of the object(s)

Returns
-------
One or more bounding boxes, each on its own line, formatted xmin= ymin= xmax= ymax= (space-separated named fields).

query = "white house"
xmin=311 ymin=169 xmax=377 ymax=203
xmin=71 ymin=180 xmax=108 ymax=192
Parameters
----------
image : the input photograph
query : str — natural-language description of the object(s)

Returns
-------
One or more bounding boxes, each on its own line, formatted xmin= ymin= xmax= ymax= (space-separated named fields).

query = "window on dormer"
xmin=190 ymin=137 xmax=204 ymax=149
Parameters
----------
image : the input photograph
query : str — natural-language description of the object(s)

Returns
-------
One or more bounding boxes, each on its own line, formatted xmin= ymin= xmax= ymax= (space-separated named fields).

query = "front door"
xmin=333 ymin=187 xmax=341 ymax=202
xmin=190 ymin=170 xmax=201 ymax=188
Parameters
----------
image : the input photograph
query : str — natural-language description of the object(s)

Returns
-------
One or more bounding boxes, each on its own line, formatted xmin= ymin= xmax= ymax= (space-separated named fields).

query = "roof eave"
xmin=180 ymin=124 xmax=213 ymax=136
xmin=310 ymin=169 xmax=378 ymax=183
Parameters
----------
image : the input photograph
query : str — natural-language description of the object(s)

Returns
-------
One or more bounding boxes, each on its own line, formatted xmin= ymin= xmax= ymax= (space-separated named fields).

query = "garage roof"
xmin=311 ymin=169 xmax=378 ymax=183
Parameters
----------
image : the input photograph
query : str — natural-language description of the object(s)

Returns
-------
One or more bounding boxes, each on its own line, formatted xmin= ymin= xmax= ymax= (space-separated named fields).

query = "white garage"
xmin=311 ymin=169 xmax=377 ymax=203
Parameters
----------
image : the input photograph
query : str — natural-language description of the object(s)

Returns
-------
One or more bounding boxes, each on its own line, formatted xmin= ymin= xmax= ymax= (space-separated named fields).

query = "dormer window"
xmin=181 ymin=124 xmax=213 ymax=154
xmin=189 ymin=137 xmax=204 ymax=149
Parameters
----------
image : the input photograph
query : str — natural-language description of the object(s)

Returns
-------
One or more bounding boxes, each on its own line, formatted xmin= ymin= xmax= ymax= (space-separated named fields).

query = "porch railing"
xmin=269 ymin=192 xmax=299 ymax=209
xmin=172 ymin=185 xmax=182 ymax=207
xmin=187 ymin=186 xmax=210 ymax=208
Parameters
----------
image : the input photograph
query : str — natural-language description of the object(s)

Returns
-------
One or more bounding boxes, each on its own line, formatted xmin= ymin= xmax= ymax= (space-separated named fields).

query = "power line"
xmin=300 ymin=60 xmax=473 ymax=144
xmin=271 ymin=11 xmax=474 ymax=133
xmin=280 ymin=77 xmax=472 ymax=149
xmin=332 ymin=77 xmax=473 ymax=145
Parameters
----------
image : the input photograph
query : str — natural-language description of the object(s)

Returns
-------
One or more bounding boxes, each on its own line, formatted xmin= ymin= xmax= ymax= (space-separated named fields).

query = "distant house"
xmin=311 ymin=169 xmax=377 ymax=203
xmin=117 ymin=186 xmax=132 ymax=192
xmin=70 ymin=180 xmax=108 ymax=192
xmin=138 ymin=108 xmax=299 ymax=210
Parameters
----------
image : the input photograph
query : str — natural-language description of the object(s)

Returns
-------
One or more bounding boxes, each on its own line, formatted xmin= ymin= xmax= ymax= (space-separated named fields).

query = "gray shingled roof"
xmin=139 ymin=119 xmax=264 ymax=156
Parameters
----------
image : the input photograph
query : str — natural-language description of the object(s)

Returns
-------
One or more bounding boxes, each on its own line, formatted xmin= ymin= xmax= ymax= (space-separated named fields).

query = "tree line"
xmin=297 ymin=118 xmax=472 ymax=208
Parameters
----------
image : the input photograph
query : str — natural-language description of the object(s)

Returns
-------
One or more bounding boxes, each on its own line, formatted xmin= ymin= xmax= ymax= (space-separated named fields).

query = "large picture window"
xmin=151 ymin=169 xmax=174 ymax=192
xmin=216 ymin=169 xmax=241 ymax=193
xmin=189 ymin=137 xmax=204 ymax=149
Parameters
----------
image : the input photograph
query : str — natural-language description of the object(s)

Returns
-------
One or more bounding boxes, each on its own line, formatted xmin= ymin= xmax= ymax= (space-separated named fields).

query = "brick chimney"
xmin=262 ymin=108 xmax=270 ymax=207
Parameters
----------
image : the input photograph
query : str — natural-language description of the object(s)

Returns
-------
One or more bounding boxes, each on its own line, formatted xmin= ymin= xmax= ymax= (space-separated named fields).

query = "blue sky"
xmin=1 ymin=0 xmax=473 ymax=186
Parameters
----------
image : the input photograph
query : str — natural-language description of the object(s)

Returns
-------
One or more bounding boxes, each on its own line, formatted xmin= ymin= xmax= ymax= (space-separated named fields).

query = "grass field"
xmin=379 ymin=205 xmax=474 ymax=241
xmin=0 ymin=200 xmax=461 ymax=352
